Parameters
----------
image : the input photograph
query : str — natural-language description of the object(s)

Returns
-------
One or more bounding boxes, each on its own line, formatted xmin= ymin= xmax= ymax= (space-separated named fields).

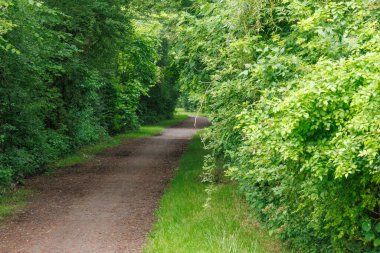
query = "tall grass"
xmin=145 ymin=134 xmax=286 ymax=253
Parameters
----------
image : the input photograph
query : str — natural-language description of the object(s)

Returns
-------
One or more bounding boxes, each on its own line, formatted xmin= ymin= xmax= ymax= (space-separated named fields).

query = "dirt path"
xmin=0 ymin=117 xmax=209 ymax=253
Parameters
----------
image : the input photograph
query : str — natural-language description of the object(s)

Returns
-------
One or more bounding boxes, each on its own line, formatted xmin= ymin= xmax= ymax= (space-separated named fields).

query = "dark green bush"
xmin=0 ymin=0 xmax=180 ymax=191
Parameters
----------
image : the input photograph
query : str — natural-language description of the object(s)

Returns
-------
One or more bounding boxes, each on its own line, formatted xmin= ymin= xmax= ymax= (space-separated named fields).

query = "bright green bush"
xmin=175 ymin=0 xmax=380 ymax=251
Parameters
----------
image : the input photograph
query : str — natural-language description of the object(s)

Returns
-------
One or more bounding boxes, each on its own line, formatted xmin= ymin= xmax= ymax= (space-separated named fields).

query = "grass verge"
xmin=0 ymin=113 xmax=189 ymax=222
xmin=0 ymin=189 xmax=32 ymax=221
xmin=144 ymin=134 xmax=286 ymax=253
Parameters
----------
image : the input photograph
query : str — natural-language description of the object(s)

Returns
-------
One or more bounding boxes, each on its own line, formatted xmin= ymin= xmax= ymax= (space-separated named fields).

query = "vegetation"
xmin=2 ymin=0 xmax=380 ymax=251
xmin=173 ymin=0 xmax=380 ymax=252
xmin=0 ymin=189 xmax=31 ymax=221
xmin=145 ymin=134 xmax=285 ymax=253
xmin=0 ymin=0 xmax=179 ymax=192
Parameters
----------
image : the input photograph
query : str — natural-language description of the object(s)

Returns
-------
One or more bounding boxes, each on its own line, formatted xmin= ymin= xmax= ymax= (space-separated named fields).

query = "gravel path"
xmin=0 ymin=116 xmax=209 ymax=253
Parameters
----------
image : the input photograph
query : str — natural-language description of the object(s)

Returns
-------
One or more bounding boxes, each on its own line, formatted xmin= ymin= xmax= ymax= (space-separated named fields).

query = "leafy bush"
xmin=174 ymin=0 xmax=380 ymax=251
xmin=0 ymin=166 xmax=12 ymax=191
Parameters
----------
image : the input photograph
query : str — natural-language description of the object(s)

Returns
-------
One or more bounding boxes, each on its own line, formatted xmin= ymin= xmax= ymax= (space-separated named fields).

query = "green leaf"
xmin=374 ymin=238 xmax=380 ymax=247
xmin=238 ymin=70 xmax=249 ymax=77
xmin=375 ymin=222 xmax=380 ymax=233
xmin=362 ymin=221 xmax=372 ymax=232
xmin=365 ymin=232 xmax=375 ymax=242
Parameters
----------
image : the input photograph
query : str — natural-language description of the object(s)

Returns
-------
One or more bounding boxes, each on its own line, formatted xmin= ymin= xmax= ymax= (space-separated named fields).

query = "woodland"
xmin=1 ymin=0 xmax=380 ymax=252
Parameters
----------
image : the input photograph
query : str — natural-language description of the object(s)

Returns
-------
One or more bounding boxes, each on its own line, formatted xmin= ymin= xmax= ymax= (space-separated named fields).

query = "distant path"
xmin=0 ymin=117 xmax=209 ymax=253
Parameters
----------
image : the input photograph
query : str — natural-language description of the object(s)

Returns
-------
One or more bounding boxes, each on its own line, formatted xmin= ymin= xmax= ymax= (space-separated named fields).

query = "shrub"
xmin=175 ymin=0 xmax=380 ymax=251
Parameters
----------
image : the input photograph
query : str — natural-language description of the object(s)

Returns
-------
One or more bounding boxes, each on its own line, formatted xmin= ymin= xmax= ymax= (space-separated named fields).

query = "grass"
xmin=175 ymin=108 xmax=209 ymax=117
xmin=144 ymin=134 xmax=286 ymax=253
xmin=0 ymin=113 xmax=189 ymax=221
xmin=55 ymin=113 xmax=189 ymax=168
xmin=0 ymin=189 xmax=32 ymax=221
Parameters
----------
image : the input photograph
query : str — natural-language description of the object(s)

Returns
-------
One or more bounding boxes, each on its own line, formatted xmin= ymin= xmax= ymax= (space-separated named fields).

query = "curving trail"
xmin=0 ymin=116 xmax=209 ymax=253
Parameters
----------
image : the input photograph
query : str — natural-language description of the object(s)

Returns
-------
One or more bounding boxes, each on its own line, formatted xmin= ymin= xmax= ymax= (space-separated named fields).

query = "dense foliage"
xmin=0 ymin=0 xmax=179 ymax=191
xmin=174 ymin=0 xmax=380 ymax=252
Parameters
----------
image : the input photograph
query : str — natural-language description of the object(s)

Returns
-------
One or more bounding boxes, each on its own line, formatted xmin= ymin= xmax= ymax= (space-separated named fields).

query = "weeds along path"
xmin=0 ymin=117 xmax=209 ymax=253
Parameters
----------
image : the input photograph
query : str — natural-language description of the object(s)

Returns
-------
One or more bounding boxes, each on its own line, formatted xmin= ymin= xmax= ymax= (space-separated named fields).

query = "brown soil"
xmin=0 ymin=116 xmax=209 ymax=253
